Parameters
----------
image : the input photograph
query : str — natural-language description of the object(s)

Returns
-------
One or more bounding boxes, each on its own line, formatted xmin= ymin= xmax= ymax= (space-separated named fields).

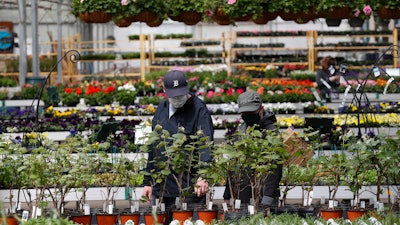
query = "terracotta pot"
xmin=347 ymin=209 xmax=367 ymax=221
xmin=120 ymin=213 xmax=141 ymax=225
xmin=95 ymin=214 xmax=118 ymax=225
xmin=0 ymin=216 xmax=18 ymax=225
xmin=172 ymin=210 xmax=194 ymax=225
xmin=319 ymin=208 xmax=343 ymax=221
xmin=144 ymin=212 xmax=167 ymax=225
xmin=197 ymin=209 xmax=218 ymax=224
xmin=69 ymin=214 xmax=92 ymax=225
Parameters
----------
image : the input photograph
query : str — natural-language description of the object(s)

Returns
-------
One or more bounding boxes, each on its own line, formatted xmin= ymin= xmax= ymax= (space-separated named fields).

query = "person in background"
xmin=141 ymin=70 xmax=214 ymax=210
xmin=316 ymin=56 xmax=341 ymax=102
xmin=223 ymin=91 xmax=282 ymax=207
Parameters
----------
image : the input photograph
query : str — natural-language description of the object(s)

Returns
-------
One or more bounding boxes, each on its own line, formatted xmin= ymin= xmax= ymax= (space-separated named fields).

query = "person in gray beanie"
xmin=223 ymin=90 xmax=282 ymax=207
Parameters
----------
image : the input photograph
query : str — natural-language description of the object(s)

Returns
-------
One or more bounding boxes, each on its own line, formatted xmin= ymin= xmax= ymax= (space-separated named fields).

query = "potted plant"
xmin=141 ymin=125 xmax=213 ymax=224
xmin=166 ymin=0 xmax=206 ymax=25
xmin=0 ymin=134 xmax=28 ymax=225
xmin=62 ymin=134 xmax=99 ymax=225
xmin=118 ymin=152 xmax=146 ymax=225
xmin=213 ymin=126 xmax=288 ymax=218
xmin=70 ymin=0 xmax=119 ymax=23
xmin=316 ymin=153 xmax=347 ymax=220
xmin=206 ymin=0 xmax=264 ymax=25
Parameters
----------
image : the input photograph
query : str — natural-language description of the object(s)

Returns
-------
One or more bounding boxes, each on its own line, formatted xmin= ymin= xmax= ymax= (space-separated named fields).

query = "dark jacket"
xmin=223 ymin=111 xmax=282 ymax=205
xmin=316 ymin=69 xmax=340 ymax=99
xmin=143 ymin=93 xmax=214 ymax=198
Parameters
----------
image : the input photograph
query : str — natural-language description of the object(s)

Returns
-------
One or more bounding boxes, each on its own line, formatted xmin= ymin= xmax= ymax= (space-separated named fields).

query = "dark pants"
xmin=223 ymin=164 xmax=283 ymax=205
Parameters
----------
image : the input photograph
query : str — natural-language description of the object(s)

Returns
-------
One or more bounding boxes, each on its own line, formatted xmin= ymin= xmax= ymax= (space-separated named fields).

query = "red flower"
xmin=64 ymin=88 xmax=73 ymax=93
xmin=75 ymin=87 xmax=82 ymax=95
xmin=103 ymin=86 xmax=115 ymax=93
xmin=236 ymin=88 xmax=245 ymax=94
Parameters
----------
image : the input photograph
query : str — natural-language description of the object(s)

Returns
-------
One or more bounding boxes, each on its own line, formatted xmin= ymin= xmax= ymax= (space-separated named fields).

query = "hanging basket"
xmin=233 ymin=14 xmax=252 ymax=22
xmin=348 ymin=17 xmax=365 ymax=27
xmin=146 ymin=17 xmax=163 ymax=27
xmin=114 ymin=17 xmax=132 ymax=27
xmin=252 ymin=11 xmax=278 ymax=24
xmin=325 ymin=7 xmax=352 ymax=19
xmin=79 ymin=11 xmax=112 ymax=23
xmin=377 ymin=6 xmax=400 ymax=19
xmin=325 ymin=18 xmax=342 ymax=27
xmin=180 ymin=10 xmax=203 ymax=25
xmin=212 ymin=8 xmax=232 ymax=25
xmin=137 ymin=10 xmax=158 ymax=23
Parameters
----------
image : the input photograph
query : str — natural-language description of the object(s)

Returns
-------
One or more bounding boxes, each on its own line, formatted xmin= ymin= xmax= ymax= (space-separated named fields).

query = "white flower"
xmin=169 ymin=220 xmax=180 ymax=225
xmin=183 ymin=219 xmax=194 ymax=225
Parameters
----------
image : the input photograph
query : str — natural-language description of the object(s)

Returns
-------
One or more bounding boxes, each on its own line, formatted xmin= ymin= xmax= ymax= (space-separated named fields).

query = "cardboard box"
xmin=282 ymin=128 xmax=314 ymax=166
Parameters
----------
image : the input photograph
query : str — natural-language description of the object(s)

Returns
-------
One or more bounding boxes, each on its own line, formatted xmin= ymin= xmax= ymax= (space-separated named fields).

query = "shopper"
xmin=142 ymin=70 xmax=214 ymax=208
xmin=316 ymin=56 xmax=341 ymax=102
xmin=223 ymin=91 xmax=282 ymax=207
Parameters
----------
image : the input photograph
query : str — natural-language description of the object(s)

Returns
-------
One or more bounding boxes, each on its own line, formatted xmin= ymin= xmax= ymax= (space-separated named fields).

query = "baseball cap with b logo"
xmin=163 ymin=70 xmax=189 ymax=98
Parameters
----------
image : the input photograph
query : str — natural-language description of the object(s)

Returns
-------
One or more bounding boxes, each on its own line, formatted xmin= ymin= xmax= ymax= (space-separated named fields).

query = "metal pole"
xmin=57 ymin=0 xmax=63 ymax=84
xmin=17 ymin=0 xmax=27 ymax=85
xmin=31 ymin=0 xmax=39 ymax=78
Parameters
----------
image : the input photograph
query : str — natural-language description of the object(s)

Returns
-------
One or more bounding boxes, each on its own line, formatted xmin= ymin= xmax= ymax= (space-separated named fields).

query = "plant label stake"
xmin=248 ymin=205 xmax=254 ymax=215
xmin=234 ymin=199 xmax=241 ymax=209
xmin=321 ymin=196 xmax=325 ymax=205
xmin=84 ymin=204 xmax=90 ymax=215
xmin=207 ymin=201 xmax=213 ymax=210
xmin=222 ymin=203 xmax=228 ymax=212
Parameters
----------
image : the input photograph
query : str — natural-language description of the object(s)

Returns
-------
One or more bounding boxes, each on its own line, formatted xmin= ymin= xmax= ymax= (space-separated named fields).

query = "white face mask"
xmin=169 ymin=95 xmax=188 ymax=108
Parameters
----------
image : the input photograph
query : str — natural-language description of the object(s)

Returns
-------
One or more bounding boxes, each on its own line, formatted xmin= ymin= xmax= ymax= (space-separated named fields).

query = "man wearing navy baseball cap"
xmin=142 ymin=70 xmax=214 ymax=218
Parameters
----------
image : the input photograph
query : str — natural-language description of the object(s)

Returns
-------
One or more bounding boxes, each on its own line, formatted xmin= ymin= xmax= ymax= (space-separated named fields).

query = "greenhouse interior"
xmin=1 ymin=1 xmax=400 ymax=225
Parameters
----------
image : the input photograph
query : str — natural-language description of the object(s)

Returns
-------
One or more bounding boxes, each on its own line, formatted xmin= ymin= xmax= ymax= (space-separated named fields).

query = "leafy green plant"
xmin=317 ymin=153 xmax=347 ymax=205
xmin=213 ymin=126 xmax=288 ymax=213
xmin=70 ymin=0 xmax=119 ymax=17
xmin=140 ymin=125 xmax=212 ymax=210
xmin=114 ymin=89 xmax=137 ymax=106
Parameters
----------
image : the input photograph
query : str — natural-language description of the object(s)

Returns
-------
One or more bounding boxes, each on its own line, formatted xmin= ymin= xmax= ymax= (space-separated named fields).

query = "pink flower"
xmin=228 ymin=0 xmax=236 ymax=5
xmin=207 ymin=90 xmax=214 ymax=99
xmin=354 ymin=9 xmax=360 ymax=17
xmin=363 ymin=5 xmax=372 ymax=16
xmin=205 ymin=9 xmax=213 ymax=17
xmin=80 ymin=0 xmax=84 ymax=3
xmin=121 ymin=0 xmax=128 ymax=5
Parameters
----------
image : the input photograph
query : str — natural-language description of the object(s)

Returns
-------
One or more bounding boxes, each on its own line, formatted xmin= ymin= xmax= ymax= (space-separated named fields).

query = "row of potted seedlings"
xmin=1 ymin=122 xmax=400 ymax=224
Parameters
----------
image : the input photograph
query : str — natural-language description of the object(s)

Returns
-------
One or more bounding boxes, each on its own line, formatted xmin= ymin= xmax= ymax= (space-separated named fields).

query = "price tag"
xmin=373 ymin=67 xmax=380 ymax=77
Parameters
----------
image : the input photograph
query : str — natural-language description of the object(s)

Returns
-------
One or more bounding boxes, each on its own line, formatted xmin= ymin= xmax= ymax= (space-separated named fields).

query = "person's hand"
xmin=329 ymin=75 xmax=340 ymax=82
xmin=194 ymin=177 xmax=209 ymax=197
xmin=142 ymin=186 xmax=152 ymax=203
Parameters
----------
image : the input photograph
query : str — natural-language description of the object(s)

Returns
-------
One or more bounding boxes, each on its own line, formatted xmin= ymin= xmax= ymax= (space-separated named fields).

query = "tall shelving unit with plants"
xmin=311 ymin=29 xmax=398 ymax=70
xmin=73 ymin=34 xmax=148 ymax=81
xmin=227 ymin=30 xmax=315 ymax=76
xmin=146 ymin=33 xmax=227 ymax=72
